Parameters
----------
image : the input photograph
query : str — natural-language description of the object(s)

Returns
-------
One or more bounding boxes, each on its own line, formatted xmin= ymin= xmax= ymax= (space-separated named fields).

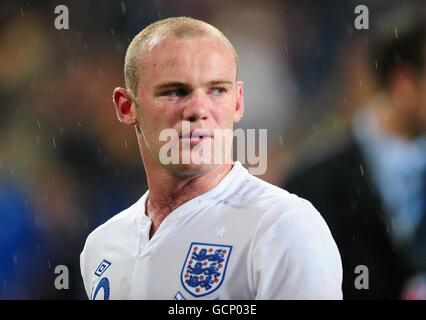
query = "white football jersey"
xmin=80 ymin=162 xmax=342 ymax=300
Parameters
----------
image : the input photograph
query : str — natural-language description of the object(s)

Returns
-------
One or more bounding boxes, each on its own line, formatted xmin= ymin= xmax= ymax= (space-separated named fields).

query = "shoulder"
xmin=227 ymin=169 xmax=333 ymax=244
xmin=251 ymin=176 xmax=332 ymax=243
xmin=83 ymin=198 xmax=141 ymax=250
xmin=80 ymin=196 xmax=143 ymax=279
xmin=237 ymin=171 xmax=320 ymax=220
xmin=245 ymin=177 xmax=343 ymax=299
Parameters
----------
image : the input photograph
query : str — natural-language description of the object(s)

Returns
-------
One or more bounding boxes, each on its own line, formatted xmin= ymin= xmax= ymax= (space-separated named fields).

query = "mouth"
xmin=179 ymin=129 xmax=212 ymax=144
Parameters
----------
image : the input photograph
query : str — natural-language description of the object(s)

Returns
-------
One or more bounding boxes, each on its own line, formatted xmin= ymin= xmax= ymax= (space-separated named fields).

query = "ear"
xmin=233 ymin=81 xmax=244 ymax=123
xmin=112 ymin=87 xmax=138 ymax=126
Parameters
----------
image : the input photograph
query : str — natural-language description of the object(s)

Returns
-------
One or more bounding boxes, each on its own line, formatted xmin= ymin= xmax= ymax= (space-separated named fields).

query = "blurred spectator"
xmin=284 ymin=6 xmax=426 ymax=299
xmin=0 ymin=180 xmax=47 ymax=299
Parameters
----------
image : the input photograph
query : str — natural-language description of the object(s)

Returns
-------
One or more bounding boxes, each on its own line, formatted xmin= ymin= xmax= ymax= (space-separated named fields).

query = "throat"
xmin=149 ymin=224 xmax=158 ymax=240
xmin=145 ymin=198 xmax=170 ymax=240
xmin=144 ymin=163 xmax=234 ymax=239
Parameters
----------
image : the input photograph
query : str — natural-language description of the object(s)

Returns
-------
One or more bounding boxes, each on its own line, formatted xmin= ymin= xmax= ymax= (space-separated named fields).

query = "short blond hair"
xmin=124 ymin=17 xmax=239 ymax=97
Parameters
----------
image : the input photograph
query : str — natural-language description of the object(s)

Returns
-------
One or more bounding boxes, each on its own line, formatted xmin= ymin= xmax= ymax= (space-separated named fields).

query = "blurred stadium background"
xmin=0 ymin=0 xmax=425 ymax=299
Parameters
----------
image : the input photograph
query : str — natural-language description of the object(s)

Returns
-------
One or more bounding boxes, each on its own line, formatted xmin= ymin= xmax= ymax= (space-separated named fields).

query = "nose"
xmin=182 ymin=89 xmax=209 ymax=122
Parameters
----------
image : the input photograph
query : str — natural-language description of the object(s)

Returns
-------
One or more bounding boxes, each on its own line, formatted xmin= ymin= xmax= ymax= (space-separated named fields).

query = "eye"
xmin=166 ymin=88 xmax=188 ymax=97
xmin=211 ymin=87 xmax=226 ymax=96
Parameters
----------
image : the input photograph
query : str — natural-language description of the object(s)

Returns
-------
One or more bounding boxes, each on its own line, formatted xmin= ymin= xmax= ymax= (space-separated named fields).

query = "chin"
xmin=168 ymin=162 xmax=219 ymax=179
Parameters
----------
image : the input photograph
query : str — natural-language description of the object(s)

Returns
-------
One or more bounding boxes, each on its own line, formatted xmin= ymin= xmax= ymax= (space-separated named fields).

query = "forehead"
xmin=139 ymin=35 xmax=237 ymax=85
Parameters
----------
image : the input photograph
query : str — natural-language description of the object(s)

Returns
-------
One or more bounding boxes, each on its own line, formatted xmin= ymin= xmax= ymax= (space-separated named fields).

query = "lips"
xmin=180 ymin=129 xmax=212 ymax=143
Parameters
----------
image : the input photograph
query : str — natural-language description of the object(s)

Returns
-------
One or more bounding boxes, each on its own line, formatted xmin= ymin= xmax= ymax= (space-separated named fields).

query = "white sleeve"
xmin=80 ymin=239 xmax=92 ymax=299
xmin=252 ymin=206 xmax=343 ymax=300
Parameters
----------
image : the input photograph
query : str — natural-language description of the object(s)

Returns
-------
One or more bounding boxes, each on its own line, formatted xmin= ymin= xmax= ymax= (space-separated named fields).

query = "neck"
xmin=144 ymin=161 xmax=233 ymax=235
xmin=136 ymin=131 xmax=234 ymax=238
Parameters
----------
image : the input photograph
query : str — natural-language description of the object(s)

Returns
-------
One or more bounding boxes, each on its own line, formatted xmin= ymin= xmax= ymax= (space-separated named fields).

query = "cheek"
xmin=139 ymin=99 xmax=178 ymax=126
xmin=211 ymin=104 xmax=236 ymax=128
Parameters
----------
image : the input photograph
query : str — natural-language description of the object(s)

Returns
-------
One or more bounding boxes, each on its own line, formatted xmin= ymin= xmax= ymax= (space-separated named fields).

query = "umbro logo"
xmin=94 ymin=259 xmax=112 ymax=277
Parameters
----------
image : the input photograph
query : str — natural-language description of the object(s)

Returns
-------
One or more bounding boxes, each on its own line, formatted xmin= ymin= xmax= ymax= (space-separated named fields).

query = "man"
xmin=80 ymin=17 xmax=342 ymax=300
xmin=284 ymin=10 xmax=426 ymax=299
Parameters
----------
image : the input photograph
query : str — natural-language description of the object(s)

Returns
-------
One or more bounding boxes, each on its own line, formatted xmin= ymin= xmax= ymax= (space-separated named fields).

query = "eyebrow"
xmin=154 ymin=82 xmax=187 ymax=91
xmin=208 ymin=80 xmax=234 ymax=86
xmin=154 ymin=80 xmax=234 ymax=92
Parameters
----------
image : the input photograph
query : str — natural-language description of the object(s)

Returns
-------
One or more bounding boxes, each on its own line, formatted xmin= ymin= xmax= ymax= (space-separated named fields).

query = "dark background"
xmin=0 ymin=0 xmax=424 ymax=299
